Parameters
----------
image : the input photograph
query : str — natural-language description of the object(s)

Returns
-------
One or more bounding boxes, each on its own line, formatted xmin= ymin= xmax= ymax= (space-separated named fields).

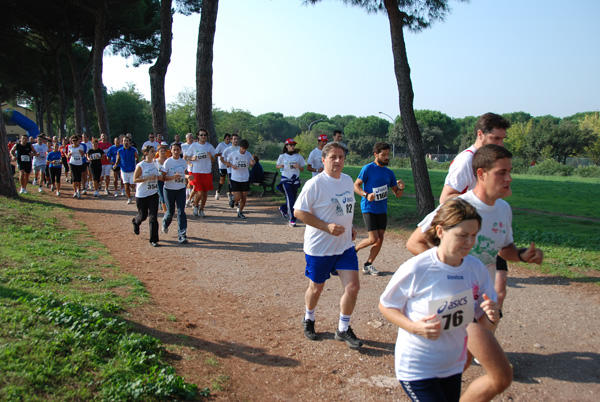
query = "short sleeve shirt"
xmin=357 ymin=162 xmax=397 ymax=214
xmin=444 ymin=145 xmax=477 ymax=193
xmin=227 ymin=150 xmax=253 ymax=182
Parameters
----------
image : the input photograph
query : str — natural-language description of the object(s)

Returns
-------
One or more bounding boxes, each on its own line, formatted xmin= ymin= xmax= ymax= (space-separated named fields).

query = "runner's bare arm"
xmin=391 ymin=179 xmax=405 ymax=198
xmin=439 ymin=184 xmax=461 ymax=204
xmin=498 ymin=242 xmax=543 ymax=265
xmin=379 ymin=302 xmax=441 ymax=340
xmin=406 ymin=227 xmax=430 ymax=255
xmin=294 ymin=210 xmax=345 ymax=236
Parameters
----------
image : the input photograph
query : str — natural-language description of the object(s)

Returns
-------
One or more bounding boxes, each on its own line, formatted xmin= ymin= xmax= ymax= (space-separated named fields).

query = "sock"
xmin=338 ymin=313 xmax=351 ymax=332
xmin=364 ymin=262 xmax=370 ymax=267
xmin=305 ymin=307 xmax=315 ymax=322
xmin=217 ymin=183 xmax=223 ymax=192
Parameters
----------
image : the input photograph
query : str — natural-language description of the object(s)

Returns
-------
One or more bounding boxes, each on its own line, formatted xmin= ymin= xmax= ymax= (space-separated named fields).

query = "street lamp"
xmin=379 ymin=112 xmax=397 ymax=158
xmin=302 ymin=118 xmax=324 ymax=132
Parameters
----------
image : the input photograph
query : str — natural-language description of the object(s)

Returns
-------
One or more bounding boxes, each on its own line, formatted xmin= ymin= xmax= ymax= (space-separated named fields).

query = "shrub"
xmin=425 ymin=158 xmax=451 ymax=171
xmin=389 ymin=157 xmax=411 ymax=168
xmin=528 ymin=159 xmax=575 ymax=176
xmin=573 ymin=165 xmax=600 ymax=178
xmin=510 ymin=157 xmax=531 ymax=174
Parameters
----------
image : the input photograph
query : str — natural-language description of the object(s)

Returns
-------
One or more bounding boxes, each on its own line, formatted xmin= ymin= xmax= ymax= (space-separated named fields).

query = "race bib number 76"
xmin=428 ymin=289 xmax=474 ymax=332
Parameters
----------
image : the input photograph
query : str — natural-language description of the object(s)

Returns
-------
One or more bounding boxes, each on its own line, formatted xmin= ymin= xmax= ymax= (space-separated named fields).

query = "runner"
xmin=87 ymin=138 xmax=104 ymax=197
xmin=294 ymin=142 xmax=362 ymax=349
xmin=306 ymin=134 xmax=328 ymax=177
xmin=132 ymin=145 xmax=160 ymax=247
xmin=98 ymin=133 xmax=112 ymax=194
xmin=225 ymin=139 xmax=254 ymax=219
xmin=47 ymin=142 xmax=63 ymax=196
xmin=276 ymin=139 xmax=305 ymax=227
xmin=141 ymin=133 xmax=160 ymax=151
xmin=67 ymin=135 xmax=86 ymax=199
xmin=353 ymin=142 xmax=405 ymax=276
xmin=214 ymin=133 xmax=232 ymax=200
xmin=81 ymin=133 xmax=92 ymax=194
xmin=221 ymin=133 xmax=240 ymax=206
xmin=180 ymin=133 xmax=195 ymax=205
xmin=59 ymin=140 xmax=71 ymax=184
xmin=114 ymin=136 xmax=138 ymax=204
xmin=380 ymin=198 xmax=502 ymax=402
xmin=106 ymin=136 xmax=123 ymax=196
xmin=32 ymin=135 xmax=48 ymax=192
xmin=10 ymin=134 xmax=35 ymax=194
xmin=155 ymin=144 xmax=169 ymax=213
xmin=184 ymin=128 xmax=216 ymax=217
xmin=161 ymin=142 xmax=189 ymax=244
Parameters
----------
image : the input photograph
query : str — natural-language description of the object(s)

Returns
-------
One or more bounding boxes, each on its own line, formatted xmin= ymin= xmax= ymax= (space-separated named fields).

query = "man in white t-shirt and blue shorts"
xmin=214 ymin=133 xmax=232 ymax=200
xmin=294 ymin=142 xmax=363 ymax=349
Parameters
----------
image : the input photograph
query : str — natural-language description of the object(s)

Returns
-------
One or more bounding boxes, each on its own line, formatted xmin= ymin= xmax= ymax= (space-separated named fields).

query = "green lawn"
xmin=0 ymin=195 xmax=207 ymax=401
xmin=261 ymin=161 xmax=600 ymax=281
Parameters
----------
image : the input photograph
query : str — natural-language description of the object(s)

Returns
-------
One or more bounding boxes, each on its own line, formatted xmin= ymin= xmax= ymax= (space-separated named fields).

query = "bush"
xmin=425 ymin=158 xmax=451 ymax=171
xmin=389 ymin=157 xmax=411 ymax=168
xmin=345 ymin=155 xmax=370 ymax=166
xmin=528 ymin=159 xmax=575 ymax=176
xmin=573 ymin=165 xmax=600 ymax=178
xmin=510 ymin=157 xmax=531 ymax=174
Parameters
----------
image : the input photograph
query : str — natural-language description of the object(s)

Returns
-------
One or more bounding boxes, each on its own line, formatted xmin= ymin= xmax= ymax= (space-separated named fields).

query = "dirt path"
xmin=52 ymin=190 xmax=600 ymax=401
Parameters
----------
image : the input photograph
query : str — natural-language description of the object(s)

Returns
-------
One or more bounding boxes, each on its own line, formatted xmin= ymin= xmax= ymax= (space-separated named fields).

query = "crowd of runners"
xmin=8 ymin=112 xmax=541 ymax=401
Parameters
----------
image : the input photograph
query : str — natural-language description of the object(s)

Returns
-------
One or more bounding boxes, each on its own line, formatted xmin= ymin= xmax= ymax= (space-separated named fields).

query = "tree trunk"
xmin=91 ymin=0 xmax=110 ymax=138
xmin=149 ymin=0 xmax=173 ymax=141
xmin=56 ymin=51 xmax=67 ymax=140
xmin=196 ymin=0 xmax=219 ymax=147
xmin=0 ymin=107 xmax=18 ymax=198
xmin=65 ymin=46 xmax=86 ymax=135
xmin=44 ymin=89 xmax=54 ymax=137
xmin=35 ymin=97 xmax=44 ymax=135
xmin=384 ymin=0 xmax=435 ymax=215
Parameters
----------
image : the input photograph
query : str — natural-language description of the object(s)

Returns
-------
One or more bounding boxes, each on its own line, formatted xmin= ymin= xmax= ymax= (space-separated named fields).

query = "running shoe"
xmin=126 ymin=198 xmax=133 ymax=205
xmin=56 ymin=191 xmax=60 ymax=196
xmin=82 ymin=189 xmax=87 ymax=195
xmin=237 ymin=211 xmax=246 ymax=220
xmin=279 ymin=206 xmax=289 ymax=219
xmin=38 ymin=187 xmax=43 ymax=192
xmin=363 ymin=263 xmax=380 ymax=276
xmin=77 ymin=191 xmax=81 ymax=199
xmin=303 ymin=318 xmax=318 ymax=341
xmin=73 ymin=192 xmax=78 ymax=198
xmin=105 ymin=189 xmax=110 ymax=195
xmin=200 ymin=209 xmax=206 ymax=218
xmin=93 ymin=191 xmax=99 ymax=197
xmin=289 ymin=221 xmax=297 ymax=227
xmin=162 ymin=220 xmax=168 ymax=234
xmin=229 ymin=199 xmax=235 ymax=208
xmin=133 ymin=221 xmax=140 ymax=235
xmin=23 ymin=188 xmax=29 ymax=194
xmin=51 ymin=185 xmax=55 ymax=191
xmin=215 ymin=192 xmax=220 ymax=200
xmin=178 ymin=236 xmax=188 ymax=244
xmin=334 ymin=326 xmax=363 ymax=349
xmin=150 ymin=241 xmax=159 ymax=247
xmin=19 ymin=188 xmax=24 ymax=194
xmin=186 ymin=199 xmax=192 ymax=208
xmin=120 ymin=189 xmax=125 ymax=196
xmin=114 ymin=191 xmax=119 ymax=197
xmin=193 ymin=206 xmax=199 ymax=216
xmin=32 ymin=179 xmax=37 ymax=186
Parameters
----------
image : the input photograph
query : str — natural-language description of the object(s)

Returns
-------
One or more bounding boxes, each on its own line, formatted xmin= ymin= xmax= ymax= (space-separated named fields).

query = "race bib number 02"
xmin=428 ymin=289 xmax=474 ymax=332
xmin=373 ymin=184 xmax=388 ymax=201
xmin=336 ymin=195 xmax=355 ymax=216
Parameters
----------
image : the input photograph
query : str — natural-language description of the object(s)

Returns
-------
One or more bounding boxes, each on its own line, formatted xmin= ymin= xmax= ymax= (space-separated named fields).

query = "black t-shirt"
xmin=87 ymin=148 xmax=104 ymax=167
xmin=15 ymin=143 xmax=34 ymax=164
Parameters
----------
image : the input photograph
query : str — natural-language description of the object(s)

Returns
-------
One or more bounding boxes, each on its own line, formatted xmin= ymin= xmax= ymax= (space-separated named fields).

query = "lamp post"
xmin=379 ymin=112 xmax=396 ymax=158
xmin=303 ymin=118 xmax=324 ymax=132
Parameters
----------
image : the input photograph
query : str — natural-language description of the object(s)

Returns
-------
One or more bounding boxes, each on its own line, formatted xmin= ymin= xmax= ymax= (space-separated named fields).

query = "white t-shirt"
xmin=135 ymin=160 xmax=160 ymax=198
xmin=215 ymin=141 xmax=232 ymax=169
xmin=444 ymin=145 xmax=477 ymax=193
xmin=277 ymin=153 xmax=305 ymax=180
xmin=161 ymin=157 xmax=188 ymax=190
xmin=227 ymin=150 xmax=253 ymax=182
xmin=380 ymin=247 xmax=497 ymax=381
xmin=222 ymin=145 xmax=240 ymax=174
xmin=33 ymin=143 xmax=48 ymax=166
xmin=142 ymin=140 xmax=160 ymax=151
xmin=185 ymin=142 xmax=215 ymax=174
xmin=294 ymin=172 xmax=355 ymax=256
xmin=418 ymin=190 xmax=514 ymax=279
xmin=68 ymin=145 xmax=85 ymax=166
xmin=306 ymin=147 xmax=324 ymax=177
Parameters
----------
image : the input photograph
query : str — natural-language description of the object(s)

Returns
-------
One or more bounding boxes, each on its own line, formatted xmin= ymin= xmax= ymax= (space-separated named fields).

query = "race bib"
xmin=237 ymin=161 xmax=247 ymax=169
xmin=428 ymin=289 xmax=474 ymax=332
xmin=20 ymin=155 xmax=31 ymax=162
xmin=72 ymin=154 xmax=81 ymax=163
xmin=90 ymin=153 xmax=101 ymax=160
xmin=335 ymin=194 xmax=355 ymax=216
xmin=373 ymin=184 xmax=388 ymax=201
xmin=147 ymin=181 xmax=158 ymax=190
xmin=38 ymin=152 xmax=47 ymax=158
xmin=52 ymin=160 xmax=62 ymax=166
xmin=197 ymin=151 xmax=207 ymax=160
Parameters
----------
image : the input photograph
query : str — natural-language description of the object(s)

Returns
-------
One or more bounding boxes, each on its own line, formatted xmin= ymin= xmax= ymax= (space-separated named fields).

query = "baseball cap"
xmin=285 ymin=138 xmax=297 ymax=145
xmin=318 ymin=134 xmax=328 ymax=142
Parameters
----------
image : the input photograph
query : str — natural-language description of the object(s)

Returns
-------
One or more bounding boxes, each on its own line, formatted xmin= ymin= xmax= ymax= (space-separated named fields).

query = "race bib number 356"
xmin=428 ymin=289 xmax=474 ymax=332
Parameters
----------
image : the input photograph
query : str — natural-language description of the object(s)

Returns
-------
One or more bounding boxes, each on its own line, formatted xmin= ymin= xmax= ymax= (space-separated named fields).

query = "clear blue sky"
xmin=103 ymin=0 xmax=600 ymax=120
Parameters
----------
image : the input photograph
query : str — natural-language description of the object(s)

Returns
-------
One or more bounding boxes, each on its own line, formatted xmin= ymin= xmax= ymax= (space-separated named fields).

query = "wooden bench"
xmin=252 ymin=171 xmax=278 ymax=197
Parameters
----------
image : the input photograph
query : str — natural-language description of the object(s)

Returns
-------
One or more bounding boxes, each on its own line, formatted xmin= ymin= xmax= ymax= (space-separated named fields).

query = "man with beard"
xmin=353 ymin=142 xmax=405 ymax=276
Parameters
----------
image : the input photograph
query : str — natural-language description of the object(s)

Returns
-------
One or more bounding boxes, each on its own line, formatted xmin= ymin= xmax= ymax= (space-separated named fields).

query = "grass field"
xmin=261 ymin=160 xmax=600 ymax=281
xmin=0 ymin=195 xmax=208 ymax=401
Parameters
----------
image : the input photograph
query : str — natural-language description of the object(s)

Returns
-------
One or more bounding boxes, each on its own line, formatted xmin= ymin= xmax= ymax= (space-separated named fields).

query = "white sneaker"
xmin=23 ymin=188 xmax=28 ymax=194
xmin=114 ymin=191 xmax=119 ymax=197
xmin=362 ymin=264 xmax=380 ymax=276
xmin=51 ymin=185 xmax=55 ymax=191
xmin=200 ymin=209 xmax=206 ymax=218
xmin=32 ymin=179 xmax=37 ymax=186
xmin=19 ymin=188 xmax=24 ymax=194
xmin=77 ymin=191 xmax=81 ymax=199
xmin=121 ymin=189 xmax=125 ymax=196
xmin=237 ymin=207 xmax=241 ymax=214
xmin=82 ymin=189 xmax=87 ymax=195
xmin=126 ymin=198 xmax=133 ymax=205
xmin=215 ymin=192 xmax=220 ymax=200
xmin=56 ymin=191 xmax=60 ymax=196
xmin=38 ymin=187 xmax=43 ymax=193
xmin=193 ymin=206 xmax=199 ymax=216
xmin=186 ymin=199 xmax=192 ymax=208
xmin=73 ymin=192 xmax=78 ymax=198
xmin=94 ymin=191 xmax=99 ymax=197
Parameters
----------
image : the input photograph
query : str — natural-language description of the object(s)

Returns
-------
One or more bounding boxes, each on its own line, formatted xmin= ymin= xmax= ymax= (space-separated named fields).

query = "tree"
xmin=167 ymin=87 xmax=197 ymax=136
xmin=0 ymin=112 xmax=18 ymax=198
xmin=344 ymin=115 xmax=390 ymax=140
xmin=149 ymin=0 xmax=173 ymax=139
xmin=307 ymin=0 xmax=461 ymax=214
xmin=255 ymin=112 xmax=299 ymax=142
xmin=106 ymin=84 xmax=153 ymax=144
xmin=195 ymin=0 xmax=219 ymax=146
xmin=579 ymin=112 xmax=600 ymax=165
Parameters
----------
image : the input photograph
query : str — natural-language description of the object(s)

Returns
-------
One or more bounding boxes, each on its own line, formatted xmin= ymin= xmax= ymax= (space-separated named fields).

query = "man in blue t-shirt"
xmin=114 ymin=136 xmax=138 ymax=204
xmin=353 ymin=142 xmax=405 ymax=275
